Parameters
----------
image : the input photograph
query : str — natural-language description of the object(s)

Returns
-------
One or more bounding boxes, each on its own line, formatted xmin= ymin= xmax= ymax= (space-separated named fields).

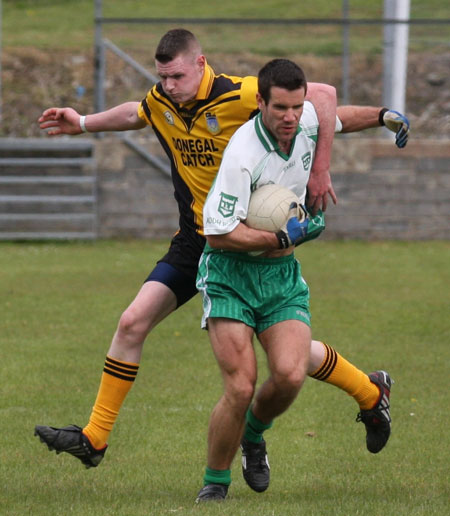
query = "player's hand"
xmin=276 ymin=203 xmax=309 ymax=249
xmin=383 ymin=110 xmax=410 ymax=148
xmin=38 ymin=107 xmax=83 ymax=136
xmin=306 ymin=167 xmax=337 ymax=217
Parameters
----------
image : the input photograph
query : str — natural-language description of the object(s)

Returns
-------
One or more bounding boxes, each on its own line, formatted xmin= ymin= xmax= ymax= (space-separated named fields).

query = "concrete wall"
xmin=95 ymin=138 xmax=178 ymax=239
xmin=95 ymin=136 xmax=450 ymax=240
xmin=325 ymin=137 xmax=450 ymax=239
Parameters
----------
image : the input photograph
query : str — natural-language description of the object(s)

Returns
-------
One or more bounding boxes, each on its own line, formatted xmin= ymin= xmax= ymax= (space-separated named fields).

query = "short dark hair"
xmin=258 ymin=59 xmax=307 ymax=104
xmin=155 ymin=29 xmax=201 ymax=63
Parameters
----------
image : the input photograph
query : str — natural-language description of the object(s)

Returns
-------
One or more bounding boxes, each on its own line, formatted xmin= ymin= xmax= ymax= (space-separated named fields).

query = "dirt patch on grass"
xmin=2 ymin=47 xmax=449 ymax=138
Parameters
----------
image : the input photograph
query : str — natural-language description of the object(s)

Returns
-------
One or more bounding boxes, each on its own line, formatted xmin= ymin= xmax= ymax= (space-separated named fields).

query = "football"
xmin=246 ymin=184 xmax=300 ymax=232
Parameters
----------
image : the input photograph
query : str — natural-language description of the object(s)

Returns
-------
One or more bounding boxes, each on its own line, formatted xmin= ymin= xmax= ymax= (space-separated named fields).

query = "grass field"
xmin=1 ymin=239 xmax=449 ymax=515
xmin=3 ymin=0 xmax=449 ymax=53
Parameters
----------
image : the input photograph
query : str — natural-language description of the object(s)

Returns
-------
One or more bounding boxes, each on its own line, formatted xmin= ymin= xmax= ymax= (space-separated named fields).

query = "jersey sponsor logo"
xmin=301 ymin=152 xmax=311 ymax=169
xmin=164 ymin=111 xmax=174 ymax=125
xmin=205 ymin=112 xmax=221 ymax=135
xmin=282 ymin=161 xmax=296 ymax=173
xmin=218 ymin=192 xmax=238 ymax=218
xmin=172 ymin=137 xmax=220 ymax=167
xmin=206 ymin=215 xmax=239 ymax=226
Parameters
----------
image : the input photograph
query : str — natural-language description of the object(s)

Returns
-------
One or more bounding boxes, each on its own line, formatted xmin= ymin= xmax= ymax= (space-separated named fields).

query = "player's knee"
xmin=117 ymin=307 xmax=150 ymax=343
xmin=287 ymin=370 xmax=306 ymax=393
xmin=273 ymin=364 xmax=306 ymax=394
xmin=226 ymin=375 xmax=256 ymax=410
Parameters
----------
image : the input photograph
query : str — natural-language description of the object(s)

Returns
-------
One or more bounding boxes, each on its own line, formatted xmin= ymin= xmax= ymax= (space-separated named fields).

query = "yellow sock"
xmin=310 ymin=343 xmax=379 ymax=410
xmin=83 ymin=355 xmax=139 ymax=449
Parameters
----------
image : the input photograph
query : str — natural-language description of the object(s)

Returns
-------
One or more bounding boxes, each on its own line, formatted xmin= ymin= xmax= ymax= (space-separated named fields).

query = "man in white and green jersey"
xmin=195 ymin=59 xmax=394 ymax=502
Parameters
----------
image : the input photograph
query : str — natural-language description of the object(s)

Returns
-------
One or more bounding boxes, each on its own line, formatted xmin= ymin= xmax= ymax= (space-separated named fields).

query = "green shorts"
xmin=196 ymin=251 xmax=311 ymax=334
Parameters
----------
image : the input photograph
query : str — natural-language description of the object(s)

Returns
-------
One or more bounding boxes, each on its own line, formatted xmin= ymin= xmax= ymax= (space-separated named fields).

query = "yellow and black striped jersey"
xmin=137 ymin=63 xmax=259 ymax=236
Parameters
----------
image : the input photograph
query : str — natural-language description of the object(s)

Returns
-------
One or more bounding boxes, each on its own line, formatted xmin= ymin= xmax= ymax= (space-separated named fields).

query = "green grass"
xmin=3 ymin=0 xmax=449 ymax=53
xmin=1 ymin=240 xmax=449 ymax=515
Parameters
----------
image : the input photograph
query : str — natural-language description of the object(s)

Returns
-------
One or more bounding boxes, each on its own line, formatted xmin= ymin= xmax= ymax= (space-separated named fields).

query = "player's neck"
xmin=278 ymin=140 xmax=292 ymax=154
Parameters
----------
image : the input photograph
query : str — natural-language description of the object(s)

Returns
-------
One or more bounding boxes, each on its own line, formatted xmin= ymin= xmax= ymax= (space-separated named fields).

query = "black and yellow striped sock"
xmin=83 ymin=355 xmax=139 ymax=449
xmin=310 ymin=342 xmax=379 ymax=410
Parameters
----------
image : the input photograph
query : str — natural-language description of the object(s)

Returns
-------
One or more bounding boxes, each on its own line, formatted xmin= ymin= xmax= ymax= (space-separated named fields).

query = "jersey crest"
xmin=301 ymin=151 xmax=312 ymax=169
xmin=218 ymin=192 xmax=237 ymax=217
xmin=164 ymin=111 xmax=174 ymax=125
xmin=205 ymin=112 xmax=221 ymax=135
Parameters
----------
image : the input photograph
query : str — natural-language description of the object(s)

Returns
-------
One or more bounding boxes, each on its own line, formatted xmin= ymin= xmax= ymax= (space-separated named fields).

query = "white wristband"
xmin=79 ymin=115 xmax=88 ymax=133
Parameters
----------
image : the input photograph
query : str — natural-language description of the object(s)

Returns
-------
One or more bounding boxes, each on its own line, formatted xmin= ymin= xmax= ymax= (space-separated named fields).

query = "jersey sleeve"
xmin=301 ymin=101 xmax=319 ymax=128
xmin=238 ymin=76 xmax=259 ymax=116
xmin=299 ymin=101 xmax=320 ymax=145
xmin=137 ymin=90 xmax=154 ymax=127
xmin=203 ymin=129 xmax=252 ymax=235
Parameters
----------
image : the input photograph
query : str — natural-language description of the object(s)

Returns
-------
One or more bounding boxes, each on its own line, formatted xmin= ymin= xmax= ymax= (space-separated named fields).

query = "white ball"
xmin=246 ymin=184 xmax=299 ymax=232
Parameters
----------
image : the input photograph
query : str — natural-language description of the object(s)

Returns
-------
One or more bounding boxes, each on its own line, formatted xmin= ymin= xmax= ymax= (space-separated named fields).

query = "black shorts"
xmin=145 ymin=228 xmax=206 ymax=308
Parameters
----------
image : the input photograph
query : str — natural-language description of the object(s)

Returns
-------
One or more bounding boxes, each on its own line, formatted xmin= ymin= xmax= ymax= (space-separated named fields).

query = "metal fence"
xmin=93 ymin=0 xmax=450 ymax=115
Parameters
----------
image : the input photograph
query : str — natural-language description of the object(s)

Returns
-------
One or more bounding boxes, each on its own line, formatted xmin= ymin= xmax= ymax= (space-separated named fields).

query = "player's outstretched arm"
xmin=337 ymin=105 xmax=410 ymax=148
xmin=39 ymin=102 xmax=146 ymax=136
xmin=304 ymin=83 xmax=338 ymax=216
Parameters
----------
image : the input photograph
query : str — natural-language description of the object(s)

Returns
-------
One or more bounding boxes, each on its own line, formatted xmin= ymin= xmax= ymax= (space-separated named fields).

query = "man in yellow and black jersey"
xmin=35 ymin=29 xmax=409 ymax=469
xmin=137 ymin=66 xmax=260 ymax=236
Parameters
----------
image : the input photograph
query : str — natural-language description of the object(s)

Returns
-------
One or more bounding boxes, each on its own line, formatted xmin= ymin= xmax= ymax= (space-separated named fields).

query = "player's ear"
xmin=256 ymin=92 xmax=265 ymax=111
xmin=196 ymin=54 xmax=206 ymax=69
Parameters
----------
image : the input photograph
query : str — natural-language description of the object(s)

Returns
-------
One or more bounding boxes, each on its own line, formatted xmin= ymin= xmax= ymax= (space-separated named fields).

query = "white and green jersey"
xmin=203 ymin=100 xmax=319 ymax=236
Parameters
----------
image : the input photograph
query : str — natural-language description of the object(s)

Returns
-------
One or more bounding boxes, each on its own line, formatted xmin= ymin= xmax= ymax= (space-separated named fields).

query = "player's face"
xmin=257 ymin=86 xmax=305 ymax=150
xmin=156 ymin=53 xmax=206 ymax=104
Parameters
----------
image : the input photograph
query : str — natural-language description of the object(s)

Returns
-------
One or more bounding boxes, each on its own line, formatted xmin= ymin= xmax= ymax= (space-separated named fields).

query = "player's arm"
xmin=206 ymin=223 xmax=279 ymax=253
xmin=207 ymin=203 xmax=308 ymax=255
xmin=203 ymin=178 xmax=279 ymax=253
xmin=304 ymin=83 xmax=338 ymax=216
xmin=39 ymin=102 xmax=146 ymax=136
xmin=203 ymin=172 xmax=280 ymax=253
xmin=337 ymin=105 xmax=410 ymax=148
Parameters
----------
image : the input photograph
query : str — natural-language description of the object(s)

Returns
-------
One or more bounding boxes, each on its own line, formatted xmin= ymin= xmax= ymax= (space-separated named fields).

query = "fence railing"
xmin=0 ymin=139 xmax=98 ymax=240
xmin=93 ymin=1 xmax=450 ymax=113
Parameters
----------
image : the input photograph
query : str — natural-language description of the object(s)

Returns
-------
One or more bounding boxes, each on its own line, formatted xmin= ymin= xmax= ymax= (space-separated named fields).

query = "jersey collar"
xmin=195 ymin=60 xmax=214 ymax=100
xmin=254 ymin=113 xmax=302 ymax=160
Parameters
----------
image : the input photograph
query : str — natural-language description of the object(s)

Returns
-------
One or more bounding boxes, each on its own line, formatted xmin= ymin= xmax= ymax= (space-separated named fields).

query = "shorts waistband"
xmin=207 ymin=250 xmax=296 ymax=265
